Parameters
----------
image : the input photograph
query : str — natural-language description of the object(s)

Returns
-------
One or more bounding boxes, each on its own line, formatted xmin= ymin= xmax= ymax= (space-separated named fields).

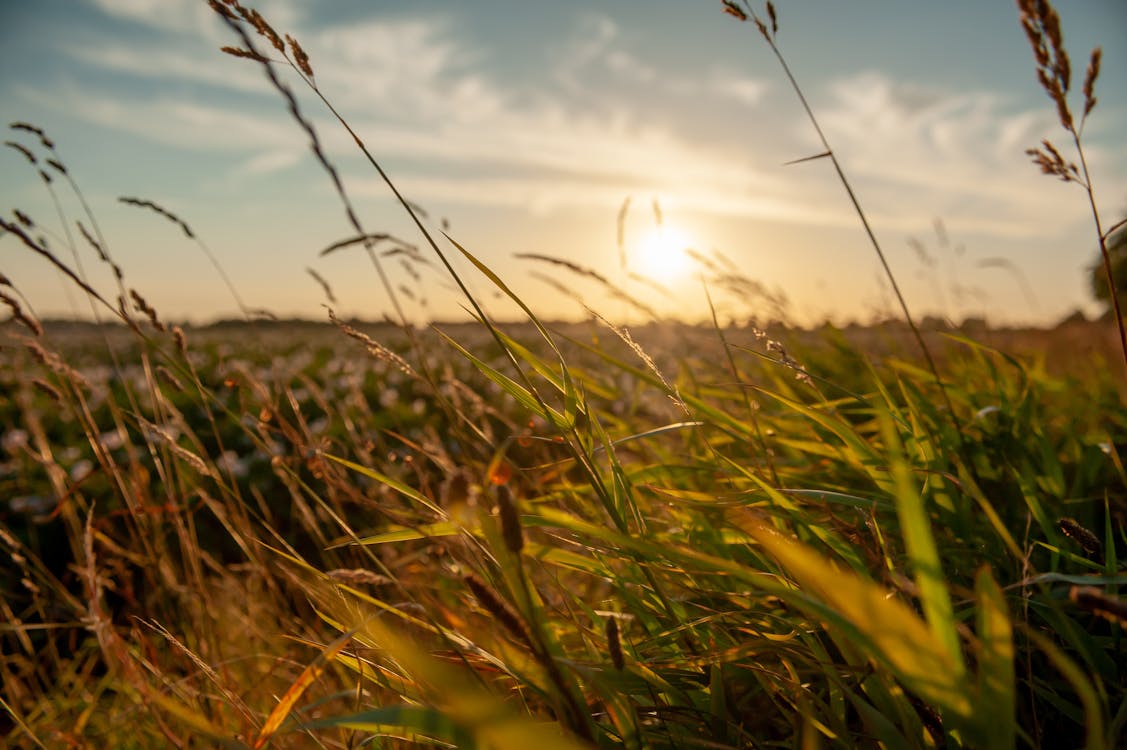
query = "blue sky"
xmin=2 ymin=0 xmax=1125 ymax=326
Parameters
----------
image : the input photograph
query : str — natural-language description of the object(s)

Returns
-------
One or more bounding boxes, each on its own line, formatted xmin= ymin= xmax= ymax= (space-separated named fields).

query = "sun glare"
xmin=633 ymin=225 xmax=695 ymax=285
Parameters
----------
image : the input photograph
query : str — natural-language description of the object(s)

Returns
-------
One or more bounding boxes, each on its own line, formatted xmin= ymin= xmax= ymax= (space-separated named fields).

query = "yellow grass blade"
xmin=144 ymin=690 xmax=244 ymax=747
xmin=974 ymin=566 xmax=1016 ymax=749
xmin=252 ymin=629 xmax=355 ymax=749
xmin=738 ymin=513 xmax=973 ymax=721
xmin=338 ymin=612 xmax=594 ymax=750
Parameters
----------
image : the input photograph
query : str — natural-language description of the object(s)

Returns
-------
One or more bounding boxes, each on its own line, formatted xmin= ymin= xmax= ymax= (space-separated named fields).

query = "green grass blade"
xmin=739 ymin=513 xmax=973 ymax=721
xmin=302 ymin=704 xmax=472 ymax=746
xmin=878 ymin=408 xmax=965 ymax=681
xmin=435 ymin=329 xmax=568 ymax=427
xmin=322 ymin=453 xmax=444 ymax=516
xmin=974 ymin=566 xmax=1016 ymax=750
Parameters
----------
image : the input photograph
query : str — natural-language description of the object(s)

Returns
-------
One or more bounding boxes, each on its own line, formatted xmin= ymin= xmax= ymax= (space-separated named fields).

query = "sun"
xmin=632 ymin=225 xmax=695 ymax=285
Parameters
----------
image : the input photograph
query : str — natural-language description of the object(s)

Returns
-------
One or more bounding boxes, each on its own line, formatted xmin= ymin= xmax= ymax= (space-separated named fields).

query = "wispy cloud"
xmin=49 ymin=2 xmax=1123 ymax=243
xmin=808 ymin=71 xmax=1126 ymax=237
xmin=48 ymin=6 xmax=797 ymax=219
xmin=708 ymin=70 xmax=769 ymax=106
xmin=63 ymin=43 xmax=268 ymax=95
xmin=88 ymin=0 xmax=300 ymax=36
xmin=15 ymin=82 xmax=301 ymax=153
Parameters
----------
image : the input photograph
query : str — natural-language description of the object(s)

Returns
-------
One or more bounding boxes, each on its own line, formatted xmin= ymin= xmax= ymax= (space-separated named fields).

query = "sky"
xmin=1 ymin=0 xmax=1125 ymax=327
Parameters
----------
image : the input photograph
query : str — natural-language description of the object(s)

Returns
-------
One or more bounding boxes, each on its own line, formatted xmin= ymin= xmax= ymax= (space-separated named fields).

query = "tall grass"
xmin=1 ymin=1 xmax=1125 ymax=748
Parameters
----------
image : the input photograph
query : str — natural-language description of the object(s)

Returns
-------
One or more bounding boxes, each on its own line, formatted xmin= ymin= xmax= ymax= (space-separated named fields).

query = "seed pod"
xmin=496 ymin=484 xmax=524 ymax=554
xmin=1058 ymin=517 xmax=1103 ymax=563
xmin=464 ymin=573 xmax=532 ymax=649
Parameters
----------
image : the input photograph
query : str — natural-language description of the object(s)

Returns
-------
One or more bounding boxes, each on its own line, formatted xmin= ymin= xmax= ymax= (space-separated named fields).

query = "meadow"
xmin=2 ymin=1 xmax=1126 ymax=748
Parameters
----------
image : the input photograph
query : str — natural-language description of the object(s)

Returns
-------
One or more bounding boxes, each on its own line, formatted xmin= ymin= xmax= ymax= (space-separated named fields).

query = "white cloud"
xmin=807 ymin=70 xmax=1126 ymax=238
xmin=551 ymin=13 xmax=620 ymax=91
xmin=708 ymin=70 xmax=769 ymax=106
xmin=43 ymin=10 xmax=806 ymax=220
xmin=14 ymin=82 xmax=302 ymax=154
xmin=87 ymin=0 xmax=301 ymax=36
xmin=74 ymin=7 xmax=1093 ymax=238
xmin=64 ymin=43 xmax=269 ymax=95
xmin=604 ymin=50 xmax=659 ymax=84
xmin=235 ymin=149 xmax=302 ymax=176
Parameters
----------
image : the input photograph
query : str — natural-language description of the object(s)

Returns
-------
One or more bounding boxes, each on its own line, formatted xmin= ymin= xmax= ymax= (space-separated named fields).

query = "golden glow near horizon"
xmin=630 ymin=224 xmax=696 ymax=286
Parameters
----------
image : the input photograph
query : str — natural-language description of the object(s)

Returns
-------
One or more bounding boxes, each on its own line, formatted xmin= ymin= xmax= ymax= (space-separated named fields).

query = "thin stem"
xmin=749 ymin=20 xmax=965 ymax=451
xmin=1072 ymin=131 xmax=1127 ymax=371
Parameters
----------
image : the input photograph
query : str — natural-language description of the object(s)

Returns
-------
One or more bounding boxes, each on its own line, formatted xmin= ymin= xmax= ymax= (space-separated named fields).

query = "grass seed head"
xmin=220 ymin=45 xmax=269 ymax=63
xmin=118 ymin=197 xmax=195 ymax=239
xmin=464 ymin=573 xmax=532 ymax=648
xmin=1070 ymin=586 xmax=1127 ymax=629
xmin=156 ymin=366 xmax=184 ymax=393
xmin=441 ymin=468 xmax=473 ymax=508
xmin=722 ymin=1 xmax=748 ymax=22
xmin=285 ymin=33 xmax=313 ymax=77
xmin=1082 ymin=47 xmax=1101 ymax=117
xmin=326 ymin=569 xmax=390 ymax=586
xmin=1 ymin=292 xmax=44 ymax=337
xmin=4 ymin=141 xmax=37 ymax=164
xmin=1057 ymin=517 xmax=1103 ymax=562
xmin=130 ymin=289 xmax=165 ymax=332
xmin=32 ymin=378 xmax=63 ymax=404
xmin=171 ymin=325 xmax=188 ymax=357
xmin=495 ymin=484 xmax=524 ymax=554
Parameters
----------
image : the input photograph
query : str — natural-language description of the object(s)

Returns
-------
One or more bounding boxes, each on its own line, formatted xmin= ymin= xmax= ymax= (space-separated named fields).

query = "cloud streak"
xmin=45 ymin=1 xmax=1126 ymax=243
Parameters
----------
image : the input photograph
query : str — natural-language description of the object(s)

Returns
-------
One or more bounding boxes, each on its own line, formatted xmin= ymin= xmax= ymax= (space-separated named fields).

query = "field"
xmin=3 ymin=1 xmax=1127 ymax=748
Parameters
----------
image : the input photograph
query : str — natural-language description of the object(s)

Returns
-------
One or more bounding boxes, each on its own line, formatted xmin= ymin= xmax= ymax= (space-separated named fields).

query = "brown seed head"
xmin=77 ymin=221 xmax=109 ymax=264
xmin=156 ymin=366 xmax=184 ymax=393
xmin=4 ymin=141 xmax=36 ymax=164
xmin=1055 ymin=48 xmax=1071 ymax=93
xmin=1057 ymin=517 xmax=1103 ymax=562
xmin=442 ymin=468 xmax=472 ymax=508
xmin=172 ymin=325 xmax=188 ymax=357
xmin=221 ymin=46 xmax=269 ymax=63
xmin=286 ymin=34 xmax=314 ymax=77
xmin=495 ymin=484 xmax=524 ymax=554
xmin=1082 ymin=47 xmax=1101 ymax=117
xmin=753 ymin=16 xmax=769 ymax=41
xmin=722 ymin=1 xmax=747 ymax=22
xmin=326 ymin=307 xmax=415 ymax=375
xmin=326 ymin=569 xmax=390 ymax=586
xmin=1070 ymin=586 xmax=1127 ymax=629
xmin=130 ymin=289 xmax=165 ymax=332
xmin=206 ymin=0 xmax=238 ymax=21
xmin=118 ymin=197 xmax=195 ymax=239
xmin=32 ymin=378 xmax=63 ymax=404
xmin=237 ymin=7 xmax=284 ymax=52
xmin=24 ymin=340 xmax=88 ymax=389
xmin=1 ymin=292 xmax=44 ymax=337
xmin=9 ymin=122 xmax=45 ymax=138
xmin=306 ymin=267 xmax=337 ymax=303
xmin=1042 ymin=4 xmax=1062 ymax=53
xmin=464 ymin=573 xmax=532 ymax=648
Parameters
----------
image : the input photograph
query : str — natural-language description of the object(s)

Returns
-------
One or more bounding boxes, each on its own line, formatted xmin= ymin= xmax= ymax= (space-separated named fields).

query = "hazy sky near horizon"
xmin=2 ymin=0 xmax=1125 ymax=326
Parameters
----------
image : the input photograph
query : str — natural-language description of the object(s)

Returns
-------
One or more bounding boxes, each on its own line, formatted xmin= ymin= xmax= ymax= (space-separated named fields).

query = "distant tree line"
xmin=1090 ymin=216 xmax=1127 ymax=318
